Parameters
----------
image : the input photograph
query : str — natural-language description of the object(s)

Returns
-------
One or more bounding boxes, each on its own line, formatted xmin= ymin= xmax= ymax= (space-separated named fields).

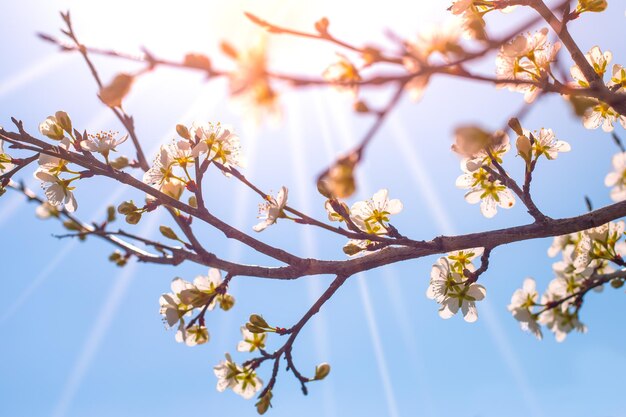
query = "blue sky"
xmin=1 ymin=1 xmax=625 ymax=417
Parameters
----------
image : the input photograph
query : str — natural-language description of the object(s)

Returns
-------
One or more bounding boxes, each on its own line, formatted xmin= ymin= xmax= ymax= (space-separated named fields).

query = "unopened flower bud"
xmin=452 ymin=126 xmax=506 ymax=158
xmin=314 ymin=17 xmax=329 ymax=34
xmin=508 ymin=117 xmax=523 ymax=136
xmin=314 ymin=363 xmax=331 ymax=380
xmin=516 ymin=134 xmax=532 ymax=164
xmin=54 ymin=111 xmax=72 ymax=133
xmin=117 ymin=201 xmax=137 ymax=215
xmin=110 ymin=156 xmax=130 ymax=170
xmin=176 ymin=124 xmax=191 ymax=140
xmin=183 ymin=53 xmax=212 ymax=71
xmin=610 ymin=278 xmax=624 ymax=289
xmin=39 ymin=116 xmax=65 ymax=140
xmin=246 ymin=323 xmax=266 ymax=334
xmin=159 ymin=225 xmax=179 ymax=240
xmin=249 ymin=314 xmax=269 ymax=328
xmin=576 ymin=0 xmax=607 ymax=13
xmin=125 ymin=212 xmax=142 ymax=225
xmin=255 ymin=390 xmax=273 ymax=415
xmin=106 ymin=205 xmax=116 ymax=222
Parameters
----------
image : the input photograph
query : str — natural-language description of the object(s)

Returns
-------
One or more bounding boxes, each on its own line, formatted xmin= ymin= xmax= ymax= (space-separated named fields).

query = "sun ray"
xmin=315 ymin=90 xmax=401 ymax=417
xmin=0 ymin=178 xmax=38 ymax=228
xmin=50 ymin=209 xmax=163 ymax=417
xmin=285 ymin=92 xmax=338 ymax=417
xmin=356 ymin=273 xmax=401 ymax=417
xmin=0 ymin=54 xmax=69 ymax=99
xmin=388 ymin=114 xmax=455 ymax=235
xmin=380 ymin=267 xmax=438 ymax=417
xmin=0 ymin=239 xmax=78 ymax=325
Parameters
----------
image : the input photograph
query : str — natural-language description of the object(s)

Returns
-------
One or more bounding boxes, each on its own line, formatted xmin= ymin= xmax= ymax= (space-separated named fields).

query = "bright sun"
xmin=59 ymin=0 xmax=443 ymax=71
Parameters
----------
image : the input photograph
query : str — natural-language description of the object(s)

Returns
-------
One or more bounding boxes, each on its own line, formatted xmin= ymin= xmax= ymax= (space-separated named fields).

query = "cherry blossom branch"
xmin=7 ymin=123 xmax=626 ymax=282
xmin=253 ymin=274 xmax=350 ymax=400
xmin=6 ymin=181 xmax=188 ymax=265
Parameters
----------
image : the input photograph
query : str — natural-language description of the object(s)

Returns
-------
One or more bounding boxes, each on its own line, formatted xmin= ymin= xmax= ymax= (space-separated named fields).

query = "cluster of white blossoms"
xmin=143 ymin=121 xmax=242 ymax=201
xmin=509 ymin=221 xmax=625 ymax=341
xmin=454 ymin=127 xmax=516 ymax=218
xmin=453 ymin=121 xmax=570 ymax=218
xmin=496 ymin=28 xmax=561 ymax=103
xmin=427 ymin=248 xmax=487 ymax=322
xmin=159 ymin=268 xmax=234 ymax=347
xmin=32 ymin=112 xmax=133 ymax=212
xmin=325 ymin=189 xmax=403 ymax=256
xmin=570 ymin=46 xmax=626 ymax=132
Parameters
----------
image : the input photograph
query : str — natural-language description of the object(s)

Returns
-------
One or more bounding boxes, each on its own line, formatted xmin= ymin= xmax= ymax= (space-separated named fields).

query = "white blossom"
xmin=508 ymin=278 xmax=542 ymax=339
xmin=349 ymin=189 xmax=403 ymax=234
xmin=34 ymin=171 xmax=77 ymax=212
xmin=456 ymin=166 xmax=515 ymax=218
xmin=175 ymin=324 xmax=209 ymax=347
xmin=81 ymin=130 xmax=127 ymax=162
xmin=214 ymin=353 xmax=263 ymax=399
xmin=253 ymin=186 xmax=288 ymax=232
xmin=582 ymin=100 xmax=626 ymax=132
xmin=159 ymin=277 xmax=194 ymax=328
xmin=426 ymin=257 xmax=486 ymax=323
xmin=570 ymin=46 xmax=612 ymax=87
xmin=190 ymin=122 xmax=243 ymax=172
xmin=237 ymin=326 xmax=267 ymax=353
xmin=526 ymin=128 xmax=571 ymax=160
xmin=322 ymin=54 xmax=361 ymax=96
